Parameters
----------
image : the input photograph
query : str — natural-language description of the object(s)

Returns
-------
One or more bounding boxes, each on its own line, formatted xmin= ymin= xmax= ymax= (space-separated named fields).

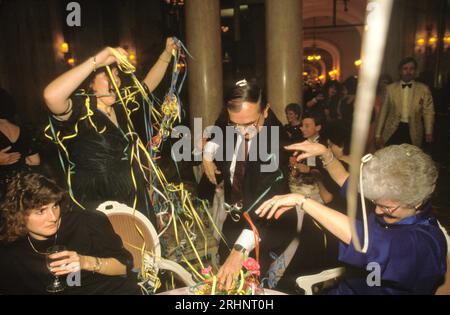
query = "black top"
xmin=282 ymin=124 xmax=304 ymax=144
xmin=0 ymin=127 xmax=38 ymax=198
xmin=0 ymin=207 xmax=140 ymax=295
xmin=49 ymin=87 xmax=155 ymax=224
xmin=322 ymin=160 xmax=350 ymax=212
xmin=0 ymin=127 xmax=37 ymax=172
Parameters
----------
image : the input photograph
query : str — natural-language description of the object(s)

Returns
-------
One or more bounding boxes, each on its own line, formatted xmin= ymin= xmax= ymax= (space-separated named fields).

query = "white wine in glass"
xmin=45 ymin=245 xmax=67 ymax=293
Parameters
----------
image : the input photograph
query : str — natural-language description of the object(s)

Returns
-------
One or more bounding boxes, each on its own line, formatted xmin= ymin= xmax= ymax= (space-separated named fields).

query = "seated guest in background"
xmin=0 ymin=172 xmax=140 ymax=295
xmin=317 ymin=121 xmax=352 ymax=211
xmin=289 ymin=111 xmax=326 ymax=201
xmin=0 ymin=88 xmax=40 ymax=199
xmin=283 ymin=103 xmax=304 ymax=144
xmin=257 ymin=142 xmax=447 ymax=295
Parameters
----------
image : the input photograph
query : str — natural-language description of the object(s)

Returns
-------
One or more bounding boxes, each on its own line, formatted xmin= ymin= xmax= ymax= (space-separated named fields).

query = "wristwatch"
xmin=233 ymin=244 xmax=246 ymax=254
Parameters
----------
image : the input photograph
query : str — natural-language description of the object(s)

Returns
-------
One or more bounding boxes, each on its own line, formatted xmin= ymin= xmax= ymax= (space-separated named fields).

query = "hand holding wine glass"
xmin=47 ymin=248 xmax=82 ymax=276
xmin=45 ymin=245 xmax=67 ymax=293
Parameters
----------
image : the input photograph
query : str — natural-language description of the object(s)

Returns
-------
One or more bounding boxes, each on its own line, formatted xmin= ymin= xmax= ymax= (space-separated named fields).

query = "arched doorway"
xmin=304 ymin=39 xmax=341 ymax=81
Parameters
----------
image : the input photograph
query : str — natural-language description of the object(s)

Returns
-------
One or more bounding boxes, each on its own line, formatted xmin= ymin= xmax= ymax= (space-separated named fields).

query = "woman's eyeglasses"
xmin=370 ymin=200 xmax=401 ymax=215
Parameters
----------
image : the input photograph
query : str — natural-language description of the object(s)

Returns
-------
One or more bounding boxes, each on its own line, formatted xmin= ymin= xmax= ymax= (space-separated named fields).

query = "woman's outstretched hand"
xmin=255 ymin=194 xmax=303 ymax=220
xmin=285 ymin=140 xmax=328 ymax=162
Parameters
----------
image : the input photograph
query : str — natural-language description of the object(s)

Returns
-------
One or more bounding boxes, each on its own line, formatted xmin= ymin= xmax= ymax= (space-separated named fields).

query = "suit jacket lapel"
xmin=410 ymin=83 xmax=419 ymax=115
xmin=394 ymin=82 xmax=403 ymax=115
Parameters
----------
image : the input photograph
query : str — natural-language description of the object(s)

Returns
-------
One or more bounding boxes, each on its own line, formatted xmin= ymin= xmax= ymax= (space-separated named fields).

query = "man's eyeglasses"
xmin=370 ymin=200 xmax=401 ymax=215
xmin=228 ymin=113 xmax=263 ymax=132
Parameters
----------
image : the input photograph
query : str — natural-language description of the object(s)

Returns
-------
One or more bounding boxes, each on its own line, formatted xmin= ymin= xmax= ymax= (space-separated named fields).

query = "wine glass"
xmin=45 ymin=245 xmax=67 ymax=293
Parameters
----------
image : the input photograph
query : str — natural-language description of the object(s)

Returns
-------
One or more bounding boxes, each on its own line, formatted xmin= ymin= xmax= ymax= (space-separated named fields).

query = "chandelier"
xmin=165 ymin=0 xmax=184 ymax=6
xmin=306 ymin=18 xmax=321 ymax=61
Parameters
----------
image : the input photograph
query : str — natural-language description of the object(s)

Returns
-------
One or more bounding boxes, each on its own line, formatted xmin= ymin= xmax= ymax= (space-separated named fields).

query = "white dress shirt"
xmin=203 ymin=135 xmax=258 ymax=252
xmin=400 ymin=80 xmax=414 ymax=123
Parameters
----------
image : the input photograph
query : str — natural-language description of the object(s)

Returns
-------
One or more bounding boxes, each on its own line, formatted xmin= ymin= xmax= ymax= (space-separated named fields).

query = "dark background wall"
xmin=0 ymin=0 xmax=173 ymax=127
xmin=0 ymin=0 xmax=448 ymax=128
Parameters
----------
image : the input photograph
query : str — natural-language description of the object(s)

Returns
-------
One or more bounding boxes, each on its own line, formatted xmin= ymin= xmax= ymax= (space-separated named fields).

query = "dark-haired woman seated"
xmin=0 ymin=172 xmax=141 ymax=295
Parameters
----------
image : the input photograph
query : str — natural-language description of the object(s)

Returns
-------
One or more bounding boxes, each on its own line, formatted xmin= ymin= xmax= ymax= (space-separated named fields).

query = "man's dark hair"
xmin=398 ymin=56 xmax=417 ymax=70
xmin=326 ymin=121 xmax=352 ymax=155
xmin=224 ymin=78 xmax=267 ymax=112
xmin=302 ymin=110 xmax=324 ymax=127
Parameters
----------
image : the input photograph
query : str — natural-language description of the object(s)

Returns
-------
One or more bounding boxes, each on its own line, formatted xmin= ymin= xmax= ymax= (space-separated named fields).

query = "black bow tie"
xmin=402 ymin=83 xmax=412 ymax=89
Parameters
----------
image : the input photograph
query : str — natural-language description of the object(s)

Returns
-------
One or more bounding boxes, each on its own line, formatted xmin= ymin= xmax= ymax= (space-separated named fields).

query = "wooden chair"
xmin=96 ymin=201 xmax=195 ymax=289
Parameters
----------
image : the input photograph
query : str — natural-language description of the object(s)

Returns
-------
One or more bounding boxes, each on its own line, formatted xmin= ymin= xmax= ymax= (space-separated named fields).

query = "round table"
xmin=157 ymin=287 xmax=286 ymax=295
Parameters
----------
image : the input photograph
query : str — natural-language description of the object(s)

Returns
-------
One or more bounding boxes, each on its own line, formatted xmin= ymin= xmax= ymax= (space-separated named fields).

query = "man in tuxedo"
xmin=202 ymin=79 xmax=296 ymax=289
xmin=375 ymin=57 xmax=435 ymax=148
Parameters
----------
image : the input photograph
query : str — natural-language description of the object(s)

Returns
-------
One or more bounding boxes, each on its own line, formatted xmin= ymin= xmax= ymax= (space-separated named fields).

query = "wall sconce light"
xmin=428 ymin=37 xmax=437 ymax=45
xmin=328 ymin=69 xmax=339 ymax=79
xmin=165 ymin=0 xmax=184 ymax=5
xmin=307 ymin=54 xmax=321 ymax=61
xmin=123 ymin=45 xmax=137 ymax=65
xmin=414 ymin=31 xmax=450 ymax=53
xmin=444 ymin=36 xmax=450 ymax=49
xmin=221 ymin=26 xmax=229 ymax=33
xmin=416 ymin=38 xmax=425 ymax=46
xmin=57 ymin=40 xmax=75 ymax=66
xmin=60 ymin=42 xmax=69 ymax=54
xmin=67 ymin=57 xmax=76 ymax=66
xmin=354 ymin=59 xmax=362 ymax=67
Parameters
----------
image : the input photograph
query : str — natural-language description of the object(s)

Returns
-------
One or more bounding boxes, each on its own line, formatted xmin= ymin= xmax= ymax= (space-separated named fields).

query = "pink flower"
xmin=201 ymin=265 xmax=212 ymax=275
xmin=242 ymin=257 xmax=260 ymax=276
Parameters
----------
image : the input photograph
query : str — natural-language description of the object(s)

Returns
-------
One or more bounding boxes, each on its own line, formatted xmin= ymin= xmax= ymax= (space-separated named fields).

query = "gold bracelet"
xmin=322 ymin=154 xmax=335 ymax=167
xmin=320 ymin=149 xmax=334 ymax=167
xmin=92 ymin=257 xmax=102 ymax=273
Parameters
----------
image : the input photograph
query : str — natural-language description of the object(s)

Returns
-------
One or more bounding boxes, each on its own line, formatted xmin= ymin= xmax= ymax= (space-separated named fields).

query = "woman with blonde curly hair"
xmin=257 ymin=143 xmax=447 ymax=294
xmin=0 ymin=172 xmax=140 ymax=294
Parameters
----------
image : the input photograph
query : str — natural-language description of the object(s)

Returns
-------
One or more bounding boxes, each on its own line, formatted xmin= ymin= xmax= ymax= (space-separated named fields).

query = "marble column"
xmin=185 ymin=0 xmax=223 ymax=130
xmin=265 ymin=0 xmax=303 ymax=124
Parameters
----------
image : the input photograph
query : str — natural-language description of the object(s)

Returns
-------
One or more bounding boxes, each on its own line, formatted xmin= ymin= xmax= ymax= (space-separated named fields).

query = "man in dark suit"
xmin=202 ymin=79 xmax=297 ymax=289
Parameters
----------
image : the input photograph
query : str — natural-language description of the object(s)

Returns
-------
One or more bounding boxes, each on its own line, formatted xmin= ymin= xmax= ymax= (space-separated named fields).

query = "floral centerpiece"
xmin=189 ymin=256 xmax=263 ymax=295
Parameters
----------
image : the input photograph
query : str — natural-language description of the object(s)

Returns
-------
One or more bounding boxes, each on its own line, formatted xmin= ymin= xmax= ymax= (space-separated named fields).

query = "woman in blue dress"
xmin=256 ymin=142 xmax=447 ymax=294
